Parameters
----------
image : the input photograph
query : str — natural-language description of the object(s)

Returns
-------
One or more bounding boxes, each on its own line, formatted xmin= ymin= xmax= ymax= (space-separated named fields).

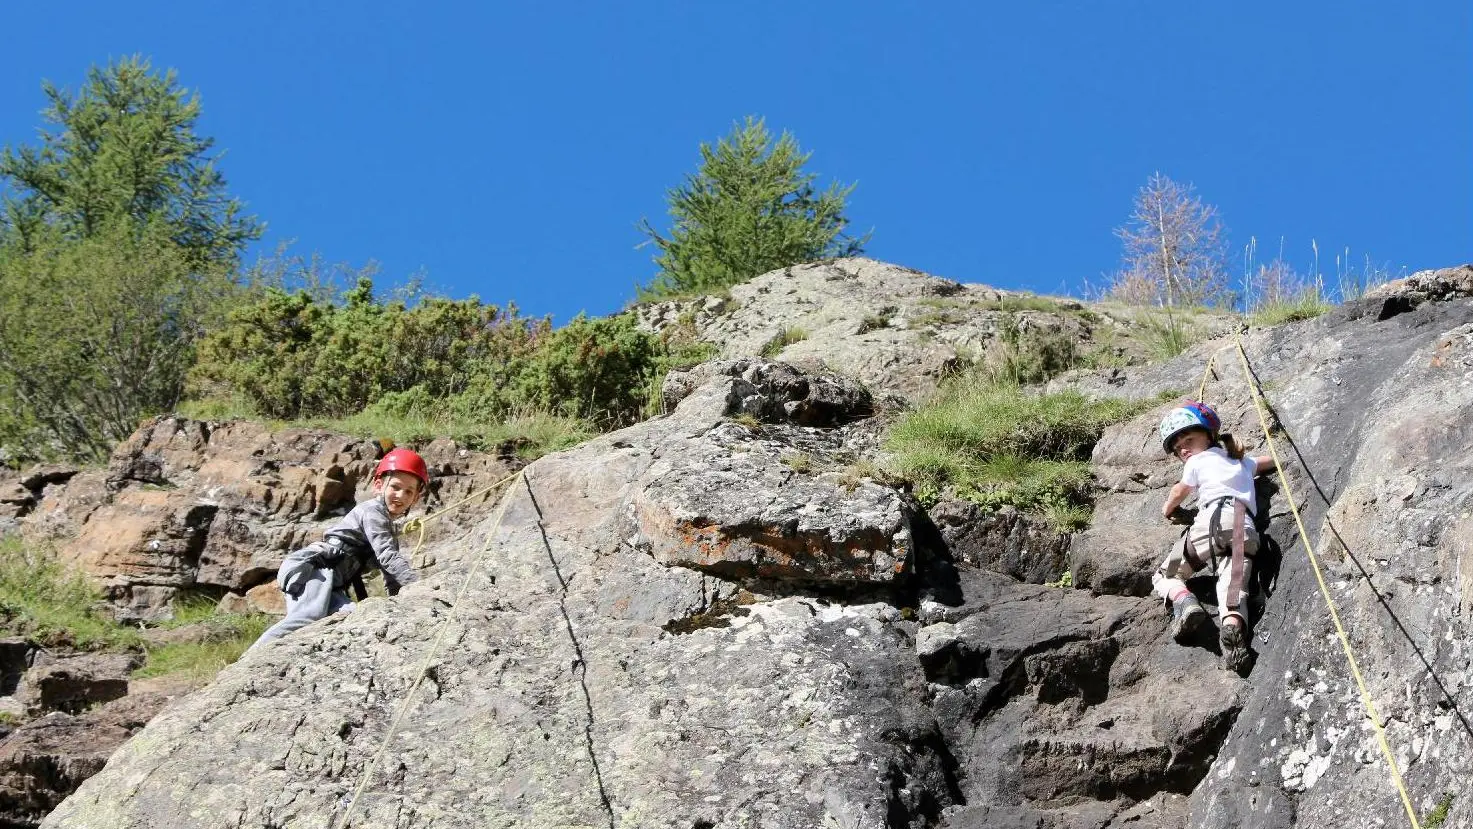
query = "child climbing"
xmin=1153 ymin=401 xmax=1275 ymax=670
xmin=250 ymin=448 xmax=428 ymax=650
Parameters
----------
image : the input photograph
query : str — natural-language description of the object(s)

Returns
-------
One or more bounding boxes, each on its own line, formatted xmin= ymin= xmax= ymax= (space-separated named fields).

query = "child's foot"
xmin=1171 ymin=596 xmax=1207 ymax=643
xmin=1220 ymin=617 xmax=1250 ymax=672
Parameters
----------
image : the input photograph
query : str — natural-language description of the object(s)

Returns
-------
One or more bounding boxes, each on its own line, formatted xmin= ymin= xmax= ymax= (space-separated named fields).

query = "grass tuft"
xmin=0 ymin=537 xmax=141 ymax=650
xmin=760 ymin=326 xmax=808 ymax=357
xmin=134 ymin=611 xmax=273 ymax=685
xmin=884 ymin=375 xmax=1146 ymax=531
xmin=1425 ymin=793 xmax=1453 ymax=828
xmin=1249 ymin=293 xmax=1333 ymax=327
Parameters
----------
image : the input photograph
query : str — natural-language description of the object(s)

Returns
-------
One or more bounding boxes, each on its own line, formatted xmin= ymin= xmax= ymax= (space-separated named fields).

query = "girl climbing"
xmin=1153 ymin=401 xmax=1275 ymax=671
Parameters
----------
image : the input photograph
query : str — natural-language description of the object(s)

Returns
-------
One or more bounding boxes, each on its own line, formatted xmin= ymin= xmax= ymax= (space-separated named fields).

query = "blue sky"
xmin=2 ymin=2 xmax=1468 ymax=322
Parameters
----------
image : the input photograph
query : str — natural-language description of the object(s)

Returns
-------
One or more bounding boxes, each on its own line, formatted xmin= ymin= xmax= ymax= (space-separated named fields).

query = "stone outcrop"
xmin=0 ymin=692 xmax=168 ymax=829
xmin=24 ymin=263 xmax=1473 ymax=828
xmin=636 ymin=257 xmax=1239 ymax=402
xmin=12 ymin=419 xmax=517 ymax=621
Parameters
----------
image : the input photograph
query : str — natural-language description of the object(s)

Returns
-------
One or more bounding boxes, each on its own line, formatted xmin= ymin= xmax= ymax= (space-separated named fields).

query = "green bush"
xmin=503 ymin=313 xmax=662 ymax=428
xmin=190 ymin=277 xmax=546 ymax=420
xmin=0 ymin=222 xmax=236 ymax=462
xmin=885 ymin=376 xmax=1144 ymax=530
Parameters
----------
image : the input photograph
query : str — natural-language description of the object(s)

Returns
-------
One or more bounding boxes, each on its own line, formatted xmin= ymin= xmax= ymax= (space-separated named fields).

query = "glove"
xmin=277 ymin=558 xmax=318 ymax=598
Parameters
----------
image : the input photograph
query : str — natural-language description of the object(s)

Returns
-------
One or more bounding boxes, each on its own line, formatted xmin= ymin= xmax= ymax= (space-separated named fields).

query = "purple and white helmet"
xmin=1159 ymin=400 xmax=1221 ymax=453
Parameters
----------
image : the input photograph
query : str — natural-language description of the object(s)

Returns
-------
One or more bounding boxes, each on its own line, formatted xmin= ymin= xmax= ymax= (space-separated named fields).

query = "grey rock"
xmin=929 ymin=499 xmax=1070 ymax=584
xmin=0 ymin=692 xmax=168 ymax=828
xmin=643 ymin=258 xmax=1237 ymax=403
xmin=16 ymin=653 xmax=141 ymax=716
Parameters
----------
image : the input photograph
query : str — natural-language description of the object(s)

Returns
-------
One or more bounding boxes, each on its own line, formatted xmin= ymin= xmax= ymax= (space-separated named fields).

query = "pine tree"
xmin=638 ymin=117 xmax=866 ymax=298
xmin=0 ymin=55 xmax=261 ymax=264
xmin=0 ymin=58 xmax=255 ymax=462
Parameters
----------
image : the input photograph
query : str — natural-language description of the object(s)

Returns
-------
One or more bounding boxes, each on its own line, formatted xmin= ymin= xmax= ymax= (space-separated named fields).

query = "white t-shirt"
xmin=1182 ymin=446 xmax=1257 ymax=514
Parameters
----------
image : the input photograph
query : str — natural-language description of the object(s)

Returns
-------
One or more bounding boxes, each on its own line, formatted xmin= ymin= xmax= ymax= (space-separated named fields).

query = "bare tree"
xmin=1111 ymin=173 xmax=1231 ymax=308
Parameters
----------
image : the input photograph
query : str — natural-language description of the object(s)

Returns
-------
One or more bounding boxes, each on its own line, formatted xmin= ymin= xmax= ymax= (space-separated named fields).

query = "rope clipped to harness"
xmin=401 ymin=468 xmax=524 ymax=565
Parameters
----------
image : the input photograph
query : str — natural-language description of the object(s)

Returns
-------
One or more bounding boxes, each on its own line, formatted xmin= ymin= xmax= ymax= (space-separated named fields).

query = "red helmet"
xmin=374 ymin=448 xmax=429 ymax=487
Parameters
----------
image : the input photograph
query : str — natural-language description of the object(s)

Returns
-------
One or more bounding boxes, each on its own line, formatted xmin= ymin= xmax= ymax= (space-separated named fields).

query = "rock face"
xmin=12 ymin=419 xmax=517 ymax=621
xmin=33 ymin=264 xmax=1473 ymax=828
xmin=636 ymin=257 xmax=1238 ymax=402
xmin=0 ymin=692 xmax=168 ymax=829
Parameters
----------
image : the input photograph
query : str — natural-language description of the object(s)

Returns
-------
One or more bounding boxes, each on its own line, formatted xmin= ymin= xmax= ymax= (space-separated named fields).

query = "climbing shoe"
xmin=1170 ymin=596 xmax=1207 ymax=643
xmin=1221 ymin=619 xmax=1250 ymax=672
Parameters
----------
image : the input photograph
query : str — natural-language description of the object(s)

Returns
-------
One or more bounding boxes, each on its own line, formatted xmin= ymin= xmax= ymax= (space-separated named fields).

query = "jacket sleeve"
xmin=359 ymin=500 xmax=419 ymax=594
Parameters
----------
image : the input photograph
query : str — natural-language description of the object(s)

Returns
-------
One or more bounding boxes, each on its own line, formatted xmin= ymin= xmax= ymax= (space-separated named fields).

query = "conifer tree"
xmin=0 ymin=58 xmax=254 ymax=462
xmin=0 ymin=55 xmax=260 ymax=264
xmin=639 ymin=117 xmax=866 ymax=298
xmin=1112 ymin=172 xmax=1231 ymax=308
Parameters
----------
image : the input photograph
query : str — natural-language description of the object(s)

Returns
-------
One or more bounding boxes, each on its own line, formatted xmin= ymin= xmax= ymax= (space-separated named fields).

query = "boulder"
xmin=928 ymin=499 xmax=1071 ymax=584
xmin=641 ymin=258 xmax=1238 ymax=403
xmin=16 ymin=653 xmax=141 ymax=716
xmin=0 ymin=692 xmax=168 ymax=828
xmin=35 ymin=263 xmax=1473 ymax=829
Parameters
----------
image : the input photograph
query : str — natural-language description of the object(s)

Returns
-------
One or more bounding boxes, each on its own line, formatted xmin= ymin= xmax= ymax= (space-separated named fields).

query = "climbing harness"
xmin=331 ymin=469 xmax=524 ymax=829
xmin=1199 ymin=333 xmax=1423 ymax=829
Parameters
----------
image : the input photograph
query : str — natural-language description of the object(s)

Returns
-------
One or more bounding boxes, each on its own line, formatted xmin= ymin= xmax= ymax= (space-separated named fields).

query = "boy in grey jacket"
xmin=251 ymin=448 xmax=428 ymax=649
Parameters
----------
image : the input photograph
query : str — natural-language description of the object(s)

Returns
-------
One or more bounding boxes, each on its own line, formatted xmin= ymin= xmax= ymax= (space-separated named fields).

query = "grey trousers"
xmin=250 ymin=567 xmax=353 ymax=650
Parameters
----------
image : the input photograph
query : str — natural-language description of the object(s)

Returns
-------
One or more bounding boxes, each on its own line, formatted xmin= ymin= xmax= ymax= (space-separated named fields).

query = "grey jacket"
xmin=282 ymin=497 xmax=419 ymax=596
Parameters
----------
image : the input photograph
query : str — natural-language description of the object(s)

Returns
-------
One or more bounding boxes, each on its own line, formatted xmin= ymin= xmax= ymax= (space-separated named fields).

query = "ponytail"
xmin=1219 ymin=433 xmax=1245 ymax=460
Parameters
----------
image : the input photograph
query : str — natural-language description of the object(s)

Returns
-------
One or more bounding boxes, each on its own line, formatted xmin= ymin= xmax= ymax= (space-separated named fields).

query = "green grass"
xmin=0 ymin=540 xmax=274 ymax=686
xmin=134 ymin=610 xmax=273 ymax=685
xmin=1425 ymin=793 xmax=1453 ymax=828
xmin=1249 ymin=293 xmax=1333 ymax=327
xmin=977 ymin=294 xmax=1068 ymax=313
xmin=1140 ymin=309 xmax=1203 ymax=359
xmin=0 ymin=537 xmax=141 ymax=650
xmin=760 ymin=326 xmax=808 ymax=357
xmin=884 ymin=375 xmax=1146 ymax=531
xmin=781 ymin=453 xmax=814 ymax=474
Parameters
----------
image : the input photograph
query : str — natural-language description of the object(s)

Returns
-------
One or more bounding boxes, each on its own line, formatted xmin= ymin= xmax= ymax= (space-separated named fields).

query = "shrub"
xmin=503 ymin=313 xmax=663 ymax=428
xmin=190 ymin=276 xmax=546 ymax=420
xmin=0 ymin=222 xmax=236 ymax=462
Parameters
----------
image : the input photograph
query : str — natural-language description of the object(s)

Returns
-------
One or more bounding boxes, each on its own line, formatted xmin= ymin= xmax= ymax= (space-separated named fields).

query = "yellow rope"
xmin=332 ymin=470 xmax=525 ymax=829
xmin=402 ymin=469 xmax=523 ymax=564
xmin=1229 ymin=333 xmax=1421 ymax=829
xmin=1196 ymin=342 xmax=1235 ymax=402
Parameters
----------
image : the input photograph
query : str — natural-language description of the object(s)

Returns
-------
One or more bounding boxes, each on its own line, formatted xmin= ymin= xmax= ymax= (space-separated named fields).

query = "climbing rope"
xmin=332 ymin=469 xmax=524 ymax=829
xmin=1216 ymin=333 xmax=1422 ymax=829
xmin=402 ymin=468 xmax=524 ymax=563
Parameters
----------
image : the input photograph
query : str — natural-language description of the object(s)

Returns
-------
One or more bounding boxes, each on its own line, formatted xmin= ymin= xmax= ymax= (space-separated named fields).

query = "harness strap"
xmin=1178 ymin=529 xmax=1208 ymax=572
xmin=1226 ymin=498 xmax=1247 ymax=613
